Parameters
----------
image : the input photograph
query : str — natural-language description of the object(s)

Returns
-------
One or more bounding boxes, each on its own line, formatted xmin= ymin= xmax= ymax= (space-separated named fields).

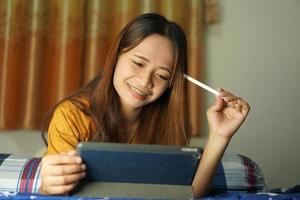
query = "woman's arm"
xmin=192 ymin=134 xmax=230 ymax=197
xmin=40 ymin=101 xmax=90 ymax=195
xmin=192 ymin=89 xmax=250 ymax=198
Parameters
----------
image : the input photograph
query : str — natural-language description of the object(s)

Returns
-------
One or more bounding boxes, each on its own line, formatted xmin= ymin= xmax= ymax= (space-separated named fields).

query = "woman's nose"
xmin=139 ymin=72 xmax=153 ymax=88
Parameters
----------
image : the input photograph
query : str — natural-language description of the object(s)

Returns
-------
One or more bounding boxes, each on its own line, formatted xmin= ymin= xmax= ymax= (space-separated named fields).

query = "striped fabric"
xmin=0 ymin=153 xmax=266 ymax=194
xmin=0 ymin=154 xmax=41 ymax=193
xmin=209 ymin=153 xmax=266 ymax=194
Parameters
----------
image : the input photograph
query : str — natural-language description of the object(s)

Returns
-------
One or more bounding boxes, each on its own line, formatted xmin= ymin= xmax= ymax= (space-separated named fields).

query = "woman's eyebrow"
xmin=133 ymin=54 xmax=150 ymax=62
xmin=133 ymin=54 xmax=172 ymax=73
xmin=160 ymin=66 xmax=172 ymax=74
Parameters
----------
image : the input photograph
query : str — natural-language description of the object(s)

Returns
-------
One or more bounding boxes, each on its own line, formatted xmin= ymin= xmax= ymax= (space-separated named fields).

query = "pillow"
xmin=0 ymin=154 xmax=41 ymax=193
xmin=209 ymin=153 xmax=266 ymax=195
xmin=0 ymin=152 xmax=266 ymax=194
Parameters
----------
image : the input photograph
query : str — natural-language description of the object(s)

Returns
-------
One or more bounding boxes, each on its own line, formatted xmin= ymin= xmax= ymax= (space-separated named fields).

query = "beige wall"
xmin=191 ymin=0 xmax=300 ymax=190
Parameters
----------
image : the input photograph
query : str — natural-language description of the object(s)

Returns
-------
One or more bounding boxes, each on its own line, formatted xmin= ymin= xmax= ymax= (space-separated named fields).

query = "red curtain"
xmin=0 ymin=0 xmax=219 ymax=135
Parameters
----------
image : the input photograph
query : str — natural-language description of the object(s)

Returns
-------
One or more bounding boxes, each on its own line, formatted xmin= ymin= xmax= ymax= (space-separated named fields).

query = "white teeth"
xmin=128 ymin=84 xmax=147 ymax=96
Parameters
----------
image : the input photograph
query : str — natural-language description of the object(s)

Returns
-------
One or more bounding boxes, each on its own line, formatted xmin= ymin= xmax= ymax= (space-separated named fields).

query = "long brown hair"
xmin=42 ymin=13 xmax=191 ymax=146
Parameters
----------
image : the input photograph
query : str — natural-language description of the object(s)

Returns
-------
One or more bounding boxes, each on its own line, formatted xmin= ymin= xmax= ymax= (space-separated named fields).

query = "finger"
xmin=43 ymin=172 xmax=86 ymax=186
xmin=46 ymin=164 xmax=86 ymax=176
xmin=42 ymin=154 xmax=82 ymax=166
xmin=221 ymin=93 xmax=242 ymax=103
xmin=237 ymin=99 xmax=250 ymax=108
xmin=224 ymin=107 xmax=244 ymax=119
xmin=217 ymin=88 xmax=225 ymax=92
xmin=208 ymin=95 xmax=225 ymax=113
xmin=218 ymin=89 xmax=233 ymax=97
xmin=217 ymin=90 xmax=237 ymax=102
xmin=223 ymin=96 xmax=235 ymax=102
xmin=67 ymin=150 xmax=77 ymax=156
xmin=223 ymin=102 xmax=240 ymax=116
xmin=217 ymin=89 xmax=239 ymax=98
xmin=44 ymin=182 xmax=79 ymax=195
xmin=234 ymin=103 xmax=242 ymax=112
xmin=226 ymin=101 xmax=236 ymax=108
xmin=238 ymin=100 xmax=250 ymax=114
xmin=224 ymin=96 xmax=242 ymax=103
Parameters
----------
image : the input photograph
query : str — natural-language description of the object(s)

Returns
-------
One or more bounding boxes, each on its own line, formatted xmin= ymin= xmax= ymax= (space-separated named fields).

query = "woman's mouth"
xmin=126 ymin=83 xmax=148 ymax=100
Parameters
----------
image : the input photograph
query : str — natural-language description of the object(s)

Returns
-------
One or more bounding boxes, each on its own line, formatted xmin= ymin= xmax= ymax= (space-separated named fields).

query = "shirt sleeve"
xmin=46 ymin=100 xmax=91 ymax=155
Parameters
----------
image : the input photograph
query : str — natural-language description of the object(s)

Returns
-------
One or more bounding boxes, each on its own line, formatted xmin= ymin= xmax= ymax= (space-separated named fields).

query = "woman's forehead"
xmin=128 ymin=34 xmax=175 ymax=68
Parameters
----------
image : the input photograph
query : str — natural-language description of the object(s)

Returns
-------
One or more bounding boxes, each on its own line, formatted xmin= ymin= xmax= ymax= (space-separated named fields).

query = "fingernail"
xmin=81 ymin=164 xmax=86 ymax=170
xmin=76 ymin=157 xmax=82 ymax=164
xmin=67 ymin=150 xmax=76 ymax=156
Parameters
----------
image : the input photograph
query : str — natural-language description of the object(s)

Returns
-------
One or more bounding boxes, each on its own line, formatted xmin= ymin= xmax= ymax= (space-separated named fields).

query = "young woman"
xmin=39 ymin=13 xmax=250 ymax=198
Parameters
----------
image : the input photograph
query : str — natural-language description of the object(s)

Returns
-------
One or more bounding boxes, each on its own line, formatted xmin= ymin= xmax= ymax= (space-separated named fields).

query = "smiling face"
xmin=113 ymin=34 xmax=174 ymax=116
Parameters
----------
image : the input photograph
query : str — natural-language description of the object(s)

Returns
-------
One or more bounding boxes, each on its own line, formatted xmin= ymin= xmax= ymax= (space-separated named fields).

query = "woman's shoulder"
xmin=47 ymin=97 xmax=94 ymax=154
xmin=53 ymin=97 xmax=92 ymax=127
xmin=50 ymin=97 xmax=95 ymax=141
xmin=56 ymin=97 xmax=90 ymax=113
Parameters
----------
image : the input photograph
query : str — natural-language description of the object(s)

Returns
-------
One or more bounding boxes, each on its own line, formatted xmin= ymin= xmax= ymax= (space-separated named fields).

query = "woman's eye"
xmin=157 ymin=74 xmax=169 ymax=81
xmin=132 ymin=60 xmax=143 ymax=67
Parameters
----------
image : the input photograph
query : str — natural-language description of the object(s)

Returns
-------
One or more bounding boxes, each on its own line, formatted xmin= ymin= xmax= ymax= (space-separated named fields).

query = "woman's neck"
xmin=118 ymin=105 xmax=140 ymax=142
xmin=120 ymin=105 xmax=141 ymax=125
xmin=118 ymin=122 xmax=137 ymax=143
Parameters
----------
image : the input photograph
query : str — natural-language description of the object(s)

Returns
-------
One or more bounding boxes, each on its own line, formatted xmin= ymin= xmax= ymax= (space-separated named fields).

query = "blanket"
xmin=0 ymin=191 xmax=300 ymax=200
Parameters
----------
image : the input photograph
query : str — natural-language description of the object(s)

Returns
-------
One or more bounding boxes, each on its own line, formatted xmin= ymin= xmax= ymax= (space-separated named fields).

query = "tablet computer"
xmin=77 ymin=142 xmax=202 ymax=185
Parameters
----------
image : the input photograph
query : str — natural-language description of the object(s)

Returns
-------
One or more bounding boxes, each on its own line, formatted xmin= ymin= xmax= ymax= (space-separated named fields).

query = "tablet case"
xmin=77 ymin=142 xmax=202 ymax=185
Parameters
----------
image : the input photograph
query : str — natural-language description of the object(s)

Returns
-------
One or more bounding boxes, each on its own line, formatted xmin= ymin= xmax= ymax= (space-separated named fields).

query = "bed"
xmin=0 ymin=150 xmax=299 ymax=200
xmin=0 ymin=152 xmax=265 ymax=193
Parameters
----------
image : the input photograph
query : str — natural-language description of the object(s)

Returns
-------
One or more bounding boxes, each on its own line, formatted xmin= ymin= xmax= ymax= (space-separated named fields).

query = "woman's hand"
xmin=207 ymin=89 xmax=250 ymax=139
xmin=39 ymin=150 xmax=86 ymax=195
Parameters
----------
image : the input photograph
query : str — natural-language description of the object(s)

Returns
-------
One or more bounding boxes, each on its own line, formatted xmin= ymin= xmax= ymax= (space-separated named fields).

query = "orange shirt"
xmin=46 ymin=100 xmax=95 ymax=155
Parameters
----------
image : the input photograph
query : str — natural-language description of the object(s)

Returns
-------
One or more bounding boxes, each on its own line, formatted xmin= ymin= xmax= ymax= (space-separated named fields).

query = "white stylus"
xmin=184 ymin=74 xmax=220 ymax=96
